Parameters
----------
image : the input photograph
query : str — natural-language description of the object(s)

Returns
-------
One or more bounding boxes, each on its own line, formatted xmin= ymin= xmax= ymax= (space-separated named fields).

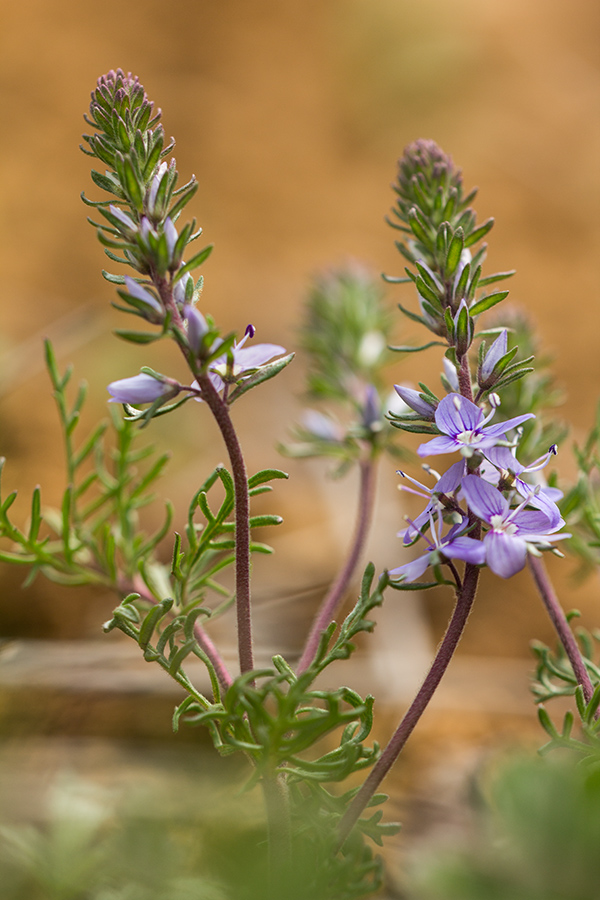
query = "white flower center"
xmin=456 ymin=429 xmax=477 ymax=444
xmin=490 ymin=514 xmax=517 ymax=535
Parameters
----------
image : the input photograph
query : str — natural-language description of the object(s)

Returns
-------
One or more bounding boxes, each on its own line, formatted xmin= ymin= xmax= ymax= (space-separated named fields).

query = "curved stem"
xmin=336 ymin=558 xmax=480 ymax=850
xmin=296 ymin=457 xmax=377 ymax=675
xmin=153 ymin=275 xmax=254 ymax=678
xmin=528 ymin=554 xmax=594 ymax=704
xmin=195 ymin=372 xmax=254 ymax=677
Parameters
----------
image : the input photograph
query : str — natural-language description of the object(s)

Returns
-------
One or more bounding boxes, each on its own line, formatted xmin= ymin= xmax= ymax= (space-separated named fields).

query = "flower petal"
xmin=484 ymin=531 xmax=527 ymax=578
xmin=107 ymin=374 xmax=173 ymax=404
xmin=393 ymin=384 xmax=436 ymax=418
xmin=461 ymin=475 xmax=508 ymax=522
xmin=482 ymin=413 xmax=535 ymax=438
xmin=389 ymin=551 xmax=432 ymax=582
xmin=233 ymin=343 xmax=286 ymax=371
xmin=417 ymin=435 xmax=460 ymax=457
xmin=442 ymin=535 xmax=486 ymax=566
xmin=435 ymin=394 xmax=483 ymax=436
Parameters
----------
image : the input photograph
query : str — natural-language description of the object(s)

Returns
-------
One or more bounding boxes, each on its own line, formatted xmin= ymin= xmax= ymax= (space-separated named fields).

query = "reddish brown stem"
xmin=528 ymin=554 xmax=594 ymax=704
xmin=296 ymin=457 xmax=377 ymax=675
xmin=336 ymin=558 xmax=480 ymax=850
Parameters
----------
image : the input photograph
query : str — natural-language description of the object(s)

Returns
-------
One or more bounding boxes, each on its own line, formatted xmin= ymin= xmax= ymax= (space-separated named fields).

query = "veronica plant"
xmin=0 ymin=78 xmax=596 ymax=899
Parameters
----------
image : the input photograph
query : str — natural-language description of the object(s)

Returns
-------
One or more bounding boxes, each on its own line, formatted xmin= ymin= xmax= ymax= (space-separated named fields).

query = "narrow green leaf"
xmin=123 ymin=156 xmax=144 ymax=210
xmin=444 ymin=226 xmax=464 ymax=276
xmin=469 ymin=290 xmax=509 ymax=316
xmin=388 ymin=341 xmax=445 ymax=353
xmin=228 ymin=353 xmax=295 ymax=404
xmin=139 ymin=598 xmax=174 ymax=650
xmin=28 ymin=487 xmax=42 ymax=544
xmin=114 ymin=329 xmax=163 ymax=344
xmin=464 ymin=217 xmax=494 ymax=248
xmin=396 ymin=301 xmax=428 ymax=327
xmin=477 ymin=269 xmax=516 ymax=287
xmin=248 ymin=515 xmax=283 ymax=528
xmin=248 ymin=468 xmax=289 ymax=489
xmin=174 ymin=244 xmax=214 ymax=280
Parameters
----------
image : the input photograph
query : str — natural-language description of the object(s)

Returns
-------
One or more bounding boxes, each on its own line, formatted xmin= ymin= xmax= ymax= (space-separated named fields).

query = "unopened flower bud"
xmin=107 ymin=373 xmax=179 ymax=405
xmin=393 ymin=385 xmax=437 ymax=419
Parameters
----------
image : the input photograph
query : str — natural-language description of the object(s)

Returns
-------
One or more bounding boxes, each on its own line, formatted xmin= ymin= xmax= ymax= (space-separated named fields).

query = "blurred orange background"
xmin=0 ymin=0 xmax=598 ymax=752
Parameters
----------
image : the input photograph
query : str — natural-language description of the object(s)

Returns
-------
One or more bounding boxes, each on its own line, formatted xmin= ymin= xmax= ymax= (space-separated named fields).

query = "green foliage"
xmin=531 ymin=619 xmax=600 ymax=763
xmin=82 ymin=69 xmax=203 ymax=281
xmin=485 ymin=309 xmax=567 ymax=459
xmin=407 ymin=755 xmax=600 ymax=900
xmin=104 ymin=562 xmax=399 ymax=896
xmin=281 ymin=263 xmax=407 ymax=475
xmin=386 ymin=139 xmax=514 ymax=349
xmin=559 ymin=403 xmax=600 ymax=575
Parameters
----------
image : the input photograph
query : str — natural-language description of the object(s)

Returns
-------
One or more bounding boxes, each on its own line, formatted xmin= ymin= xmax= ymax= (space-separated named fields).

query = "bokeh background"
xmin=0 ymin=0 xmax=598 ymax=890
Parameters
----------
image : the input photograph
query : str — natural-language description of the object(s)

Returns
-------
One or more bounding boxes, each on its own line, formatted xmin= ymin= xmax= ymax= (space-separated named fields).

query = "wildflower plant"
xmin=0 ymin=76 xmax=597 ymax=898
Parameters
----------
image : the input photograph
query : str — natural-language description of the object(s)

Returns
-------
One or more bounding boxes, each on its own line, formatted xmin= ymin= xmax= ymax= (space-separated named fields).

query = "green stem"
xmin=261 ymin=770 xmax=292 ymax=899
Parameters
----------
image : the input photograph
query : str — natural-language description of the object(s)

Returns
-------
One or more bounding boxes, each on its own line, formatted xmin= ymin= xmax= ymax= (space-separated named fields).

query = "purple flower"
xmin=393 ymin=384 xmax=437 ymax=418
xmin=109 ymin=205 xmax=137 ymax=234
xmin=208 ymin=326 xmax=286 ymax=391
xmin=398 ymin=460 xmax=466 ymax=545
xmin=389 ymin=515 xmax=485 ymax=583
xmin=482 ymin=444 xmax=562 ymax=527
xmin=123 ymin=276 xmax=162 ymax=314
xmin=479 ymin=329 xmax=508 ymax=384
xmin=107 ymin=374 xmax=178 ymax=405
xmin=173 ymin=272 xmax=193 ymax=308
xmin=183 ymin=304 xmax=209 ymax=355
xmin=417 ymin=393 xmax=534 ymax=458
xmin=461 ymin=474 xmax=569 ymax=578
xmin=191 ymin=325 xmax=286 ymax=398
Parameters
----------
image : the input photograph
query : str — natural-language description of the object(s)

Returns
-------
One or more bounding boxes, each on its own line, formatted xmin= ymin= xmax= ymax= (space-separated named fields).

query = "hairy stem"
xmin=336 ymin=346 xmax=479 ymax=848
xmin=528 ymin=554 xmax=594 ymax=704
xmin=154 ymin=275 xmax=254 ymax=678
xmin=296 ymin=457 xmax=377 ymax=675
xmin=457 ymin=352 xmax=474 ymax=401
xmin=336 ymin=558 xmax=480 ymax=850
xmin=195 ymin=373 xmax=254 ymax=677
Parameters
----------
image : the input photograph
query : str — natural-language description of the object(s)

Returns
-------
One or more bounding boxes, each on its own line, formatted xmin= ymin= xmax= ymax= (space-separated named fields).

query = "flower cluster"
xmin=390 ymin=394 xmax=569 ymax=582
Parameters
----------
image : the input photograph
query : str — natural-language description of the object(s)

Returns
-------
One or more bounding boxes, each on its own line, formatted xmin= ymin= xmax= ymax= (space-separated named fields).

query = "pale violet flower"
xmin=123 ymin=276 xmax=162 ymax=315
xmin=147 ymin=161 xmax=168 ymax=214
xmin=389 ymin=514 xmax=485 ymax=583
xmin=482 ymin=444 xmax=562 ymax=527
xmin=109 ymin=204 xmax=137 ymax=234
xmin=461 ymin=474 xmax=569 ymax=578
xmin=164 ymin=217 xmax=178 ymax=259
xmin=480 ymin=329 xmax=508 ymax=384
xmin=174 ymin=272 xmax=193 ymax=308
xmin=107 ymin=373 xmax=179 ymax=405
xmin=418 ymin=393 xmax=534 ymax=458
xmin=208 ymin=326 xmax=286 ymax=389
xmin=302 ymin=410 xmax=345 ymax=443
xmin=191 ymin=325 xmax=286 ymax=398
xmin=393 ymin=384 xmax=437 ymax=419
xmin=442 ymin=357 xmax=460 ymax=392
xmin=397 ymin=460 xmax=465 ymax=545
xmin=183 ymin=304 xmax=209 ymax=355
